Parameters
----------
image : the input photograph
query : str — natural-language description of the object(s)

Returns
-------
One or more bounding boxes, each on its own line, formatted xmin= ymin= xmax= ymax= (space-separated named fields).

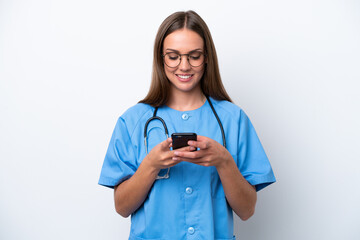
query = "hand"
xmin=172 ymin=135 xmax=231 ymax=168
xmin=143 ymin=138 xmax=193 ymax=173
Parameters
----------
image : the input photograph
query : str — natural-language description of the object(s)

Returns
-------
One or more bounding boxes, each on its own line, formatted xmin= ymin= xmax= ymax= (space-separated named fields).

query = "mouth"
xmin=175 ymin=74 xmax=194 ymax=82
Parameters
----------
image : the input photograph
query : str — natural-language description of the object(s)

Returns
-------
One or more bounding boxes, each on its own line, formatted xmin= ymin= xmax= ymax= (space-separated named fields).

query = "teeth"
xmin=177 ymin=75 xmax=192 ymax=79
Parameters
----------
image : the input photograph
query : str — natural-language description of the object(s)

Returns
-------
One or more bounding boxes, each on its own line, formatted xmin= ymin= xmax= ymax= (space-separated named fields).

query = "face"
xmin=162 ymin=29 xmax=205 ymax=94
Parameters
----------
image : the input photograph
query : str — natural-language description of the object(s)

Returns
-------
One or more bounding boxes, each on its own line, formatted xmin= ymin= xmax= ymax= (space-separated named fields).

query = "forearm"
xmin=114 ymin=159 xmax=159 ymax=217
xmin=216 ymin=157 xmax=257 ymax=221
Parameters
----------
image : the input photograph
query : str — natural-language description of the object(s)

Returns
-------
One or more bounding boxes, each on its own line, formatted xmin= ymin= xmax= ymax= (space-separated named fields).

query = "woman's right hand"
xmin=114 ymin=138 xmax=194 ymax=217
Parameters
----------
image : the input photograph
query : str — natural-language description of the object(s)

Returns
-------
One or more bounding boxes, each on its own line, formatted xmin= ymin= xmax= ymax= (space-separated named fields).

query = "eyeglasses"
xmin=162 ymin=51 xmax=206 ymax=68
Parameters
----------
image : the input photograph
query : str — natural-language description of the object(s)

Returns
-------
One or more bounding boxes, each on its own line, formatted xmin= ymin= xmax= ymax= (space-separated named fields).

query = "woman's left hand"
xmin=173 ymin=135 xmax=257 ymax=221
xmin=172 ymin=135 xmax=231 ymax=168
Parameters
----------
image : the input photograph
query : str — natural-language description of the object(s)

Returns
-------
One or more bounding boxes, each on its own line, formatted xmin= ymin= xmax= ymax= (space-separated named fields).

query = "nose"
xmin=179 ymin=55 xmax=191 ymax=71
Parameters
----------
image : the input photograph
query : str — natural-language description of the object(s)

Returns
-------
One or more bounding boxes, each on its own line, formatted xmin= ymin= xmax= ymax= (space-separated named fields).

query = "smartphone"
xmin=171 ymin=133 xmax=197 ymax=150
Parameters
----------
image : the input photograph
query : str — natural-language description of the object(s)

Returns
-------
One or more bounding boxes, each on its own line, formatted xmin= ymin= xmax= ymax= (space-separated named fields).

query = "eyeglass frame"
xmin=162 ymin=51 xmax=207 ymax=68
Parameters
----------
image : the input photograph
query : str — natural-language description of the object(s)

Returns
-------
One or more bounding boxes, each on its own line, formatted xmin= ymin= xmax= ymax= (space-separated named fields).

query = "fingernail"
xmin=174 ymin=151 xmax=179 ymax=156
xmin=173 ymin=157 xmax=179 ymax=161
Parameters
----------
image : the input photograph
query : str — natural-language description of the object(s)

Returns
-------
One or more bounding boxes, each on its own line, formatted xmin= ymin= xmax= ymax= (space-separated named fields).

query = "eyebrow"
xmin=165 ymin=48 xmax=203 ymax=54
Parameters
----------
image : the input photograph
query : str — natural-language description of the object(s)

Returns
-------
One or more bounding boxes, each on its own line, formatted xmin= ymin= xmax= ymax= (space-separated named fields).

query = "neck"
xmin=166 ymin=87 xmax=206 ymax=111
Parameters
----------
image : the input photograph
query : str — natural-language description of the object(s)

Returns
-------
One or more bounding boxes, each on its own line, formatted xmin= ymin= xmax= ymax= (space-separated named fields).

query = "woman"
xmin=99 ymin=10 xmax=275 ymax=240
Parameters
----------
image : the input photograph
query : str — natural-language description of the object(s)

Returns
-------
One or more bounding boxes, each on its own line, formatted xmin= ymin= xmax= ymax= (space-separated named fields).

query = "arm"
xmin=114 ymin=138 xmax=186 ymax=217
xmin=172 ymin=135 xmax=257 ymax=221
xmin=215 ymin=155 xmax=257 ymax=221
xmin=114 ymin=158 xmax=159 ymax=218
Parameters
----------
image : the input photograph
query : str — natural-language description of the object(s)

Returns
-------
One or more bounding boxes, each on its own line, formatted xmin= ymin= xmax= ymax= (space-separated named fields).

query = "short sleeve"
xmin=237 ymin=110 xmax=276 ymax=191
xmin=98 ymin=117 xmax=137 ymax=188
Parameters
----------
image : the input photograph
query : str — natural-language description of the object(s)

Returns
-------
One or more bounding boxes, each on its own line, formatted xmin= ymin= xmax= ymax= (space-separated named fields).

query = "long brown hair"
xmin=139 ymin=10 xmax=232 ymax=107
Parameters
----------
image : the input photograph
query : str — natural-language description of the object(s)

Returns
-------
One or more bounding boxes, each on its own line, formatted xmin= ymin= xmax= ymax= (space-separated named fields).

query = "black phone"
xmin=171 ymin=133 xmax=197 ymax=150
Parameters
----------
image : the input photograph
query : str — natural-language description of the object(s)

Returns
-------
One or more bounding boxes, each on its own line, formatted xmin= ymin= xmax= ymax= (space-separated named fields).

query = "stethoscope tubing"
xmin=144 ymin=108 xmax=169 ymax=154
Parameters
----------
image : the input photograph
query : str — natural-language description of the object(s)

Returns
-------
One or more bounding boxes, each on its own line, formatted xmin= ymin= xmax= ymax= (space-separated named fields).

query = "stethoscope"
xmin=144 ymin=95 xmax=226 ymax=180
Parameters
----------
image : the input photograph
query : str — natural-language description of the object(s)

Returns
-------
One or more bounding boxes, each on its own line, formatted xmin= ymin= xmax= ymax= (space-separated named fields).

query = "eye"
xmin=189 ymin=53 xmax=201 ymax=60
xmin=166 ymin=53 xmax=179 ymax=60
xmin=190 ymin=55 xmax=200 ymax=60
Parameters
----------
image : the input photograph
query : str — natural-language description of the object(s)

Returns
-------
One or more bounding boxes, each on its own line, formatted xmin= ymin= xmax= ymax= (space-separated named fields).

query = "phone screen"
xmin=171 ymin=133 xmax=197 ymax=150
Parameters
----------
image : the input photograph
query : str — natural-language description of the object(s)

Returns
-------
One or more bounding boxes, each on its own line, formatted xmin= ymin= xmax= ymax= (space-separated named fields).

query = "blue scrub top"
xmin=99 ymin=98 xmax=276 ymax=240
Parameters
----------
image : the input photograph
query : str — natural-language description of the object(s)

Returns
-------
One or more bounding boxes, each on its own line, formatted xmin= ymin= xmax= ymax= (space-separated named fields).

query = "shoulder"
xmin=209 ymin=98 xmax=244 ymax=118
xmin=121 ymin=103 xmax=153 ymax=120
xmin=117 ymin=103 xmax=154 ymax=136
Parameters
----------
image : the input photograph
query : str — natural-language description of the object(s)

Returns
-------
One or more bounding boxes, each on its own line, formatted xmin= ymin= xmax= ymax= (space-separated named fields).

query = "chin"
xmin=172 ymin=82 xmax=201 ymax=93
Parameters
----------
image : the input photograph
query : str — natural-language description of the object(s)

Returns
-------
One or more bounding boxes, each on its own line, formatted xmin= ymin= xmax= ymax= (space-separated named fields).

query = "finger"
xmin=189 ymin=146 xmax=196 ymax=151
xmin=179 ymin=158 xmax=213 ymax=167
xmin=174 ymin=150 xmax=201 ymax=159
xmin=187 ymin=140 xmax=208 ymax=150
xmin=174 ymin=145 xmax=196 ymax=152
xmin=195 ymin=135 xmax=209 ymax=142
xmin=172 ymin=157 xmax=207 ymax=165
xmin=165 ymin=146 xmax=193 ymax=160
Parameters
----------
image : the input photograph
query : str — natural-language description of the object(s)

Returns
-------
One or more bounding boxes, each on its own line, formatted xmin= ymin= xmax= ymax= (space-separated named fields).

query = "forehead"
xmin=163 ymin=29 xmax=204 ymax=52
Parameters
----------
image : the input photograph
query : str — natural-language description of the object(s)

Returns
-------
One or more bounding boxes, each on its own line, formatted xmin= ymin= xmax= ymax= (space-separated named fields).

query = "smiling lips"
xmin=176 ymin=74 xmax=194 ymax=81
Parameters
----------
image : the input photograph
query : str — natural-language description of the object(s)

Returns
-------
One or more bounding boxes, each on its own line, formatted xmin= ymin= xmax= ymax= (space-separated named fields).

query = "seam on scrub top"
xmin=210 ymin=97 xmax=244 ymax=120
xmin=128 ymin=106 xmax=153 ymax=139
xmin=245 ymin=174 xmax=276 ymax=186
xmin=124 ymin=106 xmax=154 ymax=166
xmin=118 ymin=117 xmax=138 ymax=163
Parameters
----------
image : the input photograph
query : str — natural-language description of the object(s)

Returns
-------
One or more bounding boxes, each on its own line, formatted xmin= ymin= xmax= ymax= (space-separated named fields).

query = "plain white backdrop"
xmin=1 ymin=0 xmax=359 ymax=239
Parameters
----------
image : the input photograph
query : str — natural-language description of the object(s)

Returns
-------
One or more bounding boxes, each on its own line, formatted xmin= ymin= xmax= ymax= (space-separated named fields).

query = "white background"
xmin=1 ymin=0 xmax=359 ymax=239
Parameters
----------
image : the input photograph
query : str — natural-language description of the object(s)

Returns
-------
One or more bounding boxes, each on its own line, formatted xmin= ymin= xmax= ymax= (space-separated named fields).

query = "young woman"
xmin=99 ymin=10 xmax=275 ymax=240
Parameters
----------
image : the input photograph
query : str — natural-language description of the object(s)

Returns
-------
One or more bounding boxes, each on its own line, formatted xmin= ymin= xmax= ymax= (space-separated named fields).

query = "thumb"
xmin=161 ymin=138 xmax=172 ymax=149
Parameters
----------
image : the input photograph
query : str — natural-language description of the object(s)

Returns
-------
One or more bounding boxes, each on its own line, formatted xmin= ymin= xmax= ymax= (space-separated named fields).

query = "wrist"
xmin=140 ymin=156 xmax=160 ymax=178
xmin=216 ymin=150 xmax=233 ymax=171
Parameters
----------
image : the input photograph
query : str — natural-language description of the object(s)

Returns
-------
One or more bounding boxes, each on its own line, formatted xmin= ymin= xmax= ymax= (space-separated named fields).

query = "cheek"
xmin=195 ymin=66 xmax=205 ymax=78
xmin=164 ymin=65 xmax=174 ymax=77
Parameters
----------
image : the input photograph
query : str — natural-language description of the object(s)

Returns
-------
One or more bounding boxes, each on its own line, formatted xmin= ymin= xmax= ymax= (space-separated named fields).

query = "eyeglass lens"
xmin=164 ymin=52 xmax=205 ymax=68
